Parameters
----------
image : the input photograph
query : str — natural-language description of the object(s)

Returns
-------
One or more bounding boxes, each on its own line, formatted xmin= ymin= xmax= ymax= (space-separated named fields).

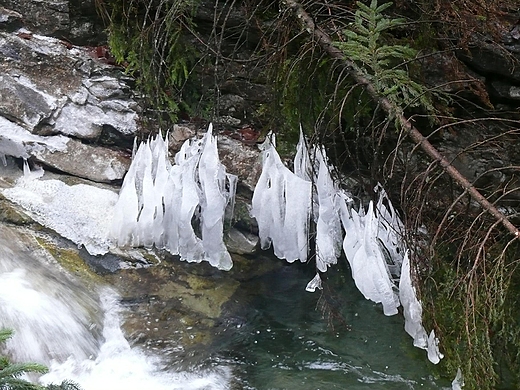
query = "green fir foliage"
xmin=0 ymin=329 xmax=83 ymax=390
xmin=334 ymin=0 xmax=436 ymax=117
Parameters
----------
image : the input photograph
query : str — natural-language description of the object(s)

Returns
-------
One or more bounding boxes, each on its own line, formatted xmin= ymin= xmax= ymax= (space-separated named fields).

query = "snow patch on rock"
xmin=2 ymin=164 xmax=118 ymax=255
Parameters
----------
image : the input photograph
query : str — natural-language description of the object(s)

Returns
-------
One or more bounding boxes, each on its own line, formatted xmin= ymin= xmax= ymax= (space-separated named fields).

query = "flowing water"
xmin=0 ymin=223 xmax=451 ymax=390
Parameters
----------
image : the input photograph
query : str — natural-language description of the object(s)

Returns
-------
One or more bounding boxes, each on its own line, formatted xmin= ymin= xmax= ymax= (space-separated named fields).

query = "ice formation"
xmin=111 ymin=124 xmax=236 ymax=270
xmin=341 ymin=201 xmax=400 ymax=316
xmin=2 ymin=163 xmax=118 ymax=255
xmin=427 ymin=330 xmax=444 ymax=364
xmin=399 ymin=251 xmax=445 ymax=363
xmin=258 ymin=130 xmax=399 ymax=315
xmin=398 ymin=252 xmax=428 ymax=348
xmin=253 ymin=131 xmax=399 ymax=316
xmin=252 ymin=129 xmax=443 ymax=362
xmin=314 ymin=148 xmax=344 ymax=272
xmin=0 ymin=116 xmax=69 ymax=164
xmin=251 ymin=134 xmax=312 ymax=262
xmin=374 ymin=184 xmax=406 ymax=278
xmin=305 ymin=273 xmax=323 ymax=293
xmin=198 ymin=127 xmax=236 ymax=270
xmin=294 ymin=131 xmax=352 ymax=275
xmin=451 ymin=368 xmax=464 ymax=390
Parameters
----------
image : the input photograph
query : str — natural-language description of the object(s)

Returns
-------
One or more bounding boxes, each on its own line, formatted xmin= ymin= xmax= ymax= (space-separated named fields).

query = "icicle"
xmin=111 ymin=139 xmax=141 ymax=247
xmin=111 ymin=171 xmax=139 ymax=247
xmin=21 ymin=160 xmax=44 ymax=181
xmin=111 ymin=125 xmax=236 ymax=270
xmin=294 ymin=126 xmax=312 ymax=182
xmin=375 ymin=183 xmax=405 ymax=277
xmin=135 ymin=141 xmax=156 ymax=248
xmin=305 ymin=273 xmax=322 ymax=292
xmin=398 ymin=251 xmax=428 ymax=349
xmin=251 ymin=135 xmax=312 ymax=262
xmin=225 ymin=174 xmax=238 ymax=220
xmin=451 ymin=369 xmax=464 ymax=390
xmin=427 ymin=329 xmax=444 ymax=364
xmin=314 ymin=148 xmax=343 ymax=272
xmin=198 ymin=124 xmax=234 ymax=271
xmin=176 ymin=145 xmax=205 ymax=263
xmin=340 ymin=201 xmax=399 ymax=316
xmin=150 ymin=136 xmax=170 ymax=248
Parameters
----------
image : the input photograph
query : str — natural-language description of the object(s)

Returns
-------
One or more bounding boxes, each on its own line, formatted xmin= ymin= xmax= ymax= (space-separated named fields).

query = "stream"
xmin=0 ymin=221 xmax=452 ymax=389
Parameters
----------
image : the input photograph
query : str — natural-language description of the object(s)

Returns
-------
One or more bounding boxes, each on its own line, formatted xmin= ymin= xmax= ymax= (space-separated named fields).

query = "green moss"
xmin=101 ymin=0 xmax=204 ymax=125
xmin=421 ymin=238 xmax=520 ymax=389
xmin=34 ymin=236 xmax=104 ymax=287
xmin=267 ymin=52 xmax=374 ymax=157
xmin=0 ymin=197 xmax=32 ymax=225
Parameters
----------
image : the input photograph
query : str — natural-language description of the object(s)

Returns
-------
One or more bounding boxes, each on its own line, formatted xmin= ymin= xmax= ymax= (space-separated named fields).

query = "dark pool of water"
xmin=210 ymin=256 xmax=452 ymax=390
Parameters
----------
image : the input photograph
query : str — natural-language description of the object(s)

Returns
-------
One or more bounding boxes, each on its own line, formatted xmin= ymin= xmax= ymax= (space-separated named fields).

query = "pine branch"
xmin=0 ymin=329 xmax=13 ymax=344
xmin=282 ymin=0 xmax=520 ymax=238
xmin=0 ymin=362 xmax=48 ymax=379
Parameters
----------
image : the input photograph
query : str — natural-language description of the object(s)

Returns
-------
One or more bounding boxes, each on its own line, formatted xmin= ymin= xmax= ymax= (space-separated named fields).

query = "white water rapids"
xmin=0 ymin=225 xmax=230 ymax=390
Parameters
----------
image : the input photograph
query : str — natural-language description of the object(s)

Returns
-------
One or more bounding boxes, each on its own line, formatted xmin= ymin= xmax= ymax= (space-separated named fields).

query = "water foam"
xmin=0 ymin=225 xmax=230 ymax=390
xmin=41 ymin=291 xmax=231 ymax=390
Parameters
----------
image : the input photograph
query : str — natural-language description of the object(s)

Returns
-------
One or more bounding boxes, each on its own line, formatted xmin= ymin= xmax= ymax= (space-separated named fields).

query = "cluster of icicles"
xmin=110 ymin=124 xmax=443 ymax=364
xmin=111 ymin=124 xmax=237 ymax=271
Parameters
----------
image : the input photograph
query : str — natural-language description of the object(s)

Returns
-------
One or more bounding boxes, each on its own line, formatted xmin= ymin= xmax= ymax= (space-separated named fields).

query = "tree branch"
xmin=282 ymin=0 xmax=520 ymax=238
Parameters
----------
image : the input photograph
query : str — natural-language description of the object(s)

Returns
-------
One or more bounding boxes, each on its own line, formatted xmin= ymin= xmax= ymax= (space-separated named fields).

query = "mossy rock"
xmin=0 ymin=196 xmax=32 ymax=225
xmin=33 ymin=234 xmax=105 ymax=288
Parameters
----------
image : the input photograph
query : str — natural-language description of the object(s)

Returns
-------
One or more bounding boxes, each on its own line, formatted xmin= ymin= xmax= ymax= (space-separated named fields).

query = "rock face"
xmin=35 ymin=138 xmax=131 ymax=183
xmin=0 ymin=0 xmax=105 ymax=44
xmin=0 ymin=28 xmax=138 ymax=182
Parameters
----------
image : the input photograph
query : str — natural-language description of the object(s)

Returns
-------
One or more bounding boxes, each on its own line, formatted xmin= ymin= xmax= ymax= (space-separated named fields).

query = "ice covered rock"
xmin=251 ymin=134 xmax=312 ymax=262
xmin=0 ymin=116 xmax=69 ymax=163
xmin=2 ymin=163 xmax=118 ymax=255
xmin=0 ymin=116 xmax=130 ymax=183
xmin=398 ymin=251 xmax=428 ymax=348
